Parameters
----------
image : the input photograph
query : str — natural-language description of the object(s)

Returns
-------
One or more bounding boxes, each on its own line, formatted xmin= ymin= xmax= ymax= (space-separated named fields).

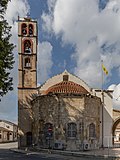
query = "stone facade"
xmin=0 ymin=120 xmax=17 ymax=143
xmin=32 ymin=94 xmax=101 ymax=150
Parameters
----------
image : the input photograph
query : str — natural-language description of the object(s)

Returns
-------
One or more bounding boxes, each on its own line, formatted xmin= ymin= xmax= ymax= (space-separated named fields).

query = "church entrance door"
xmin=26 ymin=132 xmax=32 ymax=146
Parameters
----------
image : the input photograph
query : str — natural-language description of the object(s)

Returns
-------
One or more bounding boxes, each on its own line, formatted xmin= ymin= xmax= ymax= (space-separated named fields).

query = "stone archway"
xmin=112 ymin=118 xmax=120 ymax=145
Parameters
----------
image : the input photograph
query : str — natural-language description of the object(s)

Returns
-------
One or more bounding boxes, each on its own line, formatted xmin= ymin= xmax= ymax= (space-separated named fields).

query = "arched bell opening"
xmin=29 ymin=24 xmax=34 ymax=36
xmin=23 ymin=40 xmax=32 ymax=54
xmin=21 ymin=23 xmax=27 ymax=35
xmin=24 ymin=57 xmax=31 ymax=68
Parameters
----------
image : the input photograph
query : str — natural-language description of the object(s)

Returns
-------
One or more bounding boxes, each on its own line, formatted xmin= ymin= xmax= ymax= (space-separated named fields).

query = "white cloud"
xmin=0 ymin=0 xmax=54 ymax=123
xmin=0 ymin=0 xmax=30 ymax=123
xmin=4 ymin=0 xmax=30 ymax=87
xmin=41 ymin=0 xmax=56 ymax=33
xmin=5 ymin=0 xmax=30 ymax=44
xmin=37 ymin=42 xmax=53 ymax=83
xmin=42 ymin=0 xmax=120 ymax=87
xmin=108 ymin=84 xmax=120 ymax=109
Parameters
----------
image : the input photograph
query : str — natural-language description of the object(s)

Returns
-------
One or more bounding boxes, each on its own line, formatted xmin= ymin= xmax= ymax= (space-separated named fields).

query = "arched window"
xmin=29 ymin=24 xmax=33 ymax=36
xmin=25 ymin=57 xmax=31 ymax=67
xmin=24 ymin=40 xmax=32 ymax=54
xmin=21 ymin=23 xmax=27 ymax=35
xmin=44 ymin=123 xmax=53 ymax=138
xmin=89 ymin=123 xmax=96 ymax=138
xmin=67 ymin=123 xmax=77 ymax=137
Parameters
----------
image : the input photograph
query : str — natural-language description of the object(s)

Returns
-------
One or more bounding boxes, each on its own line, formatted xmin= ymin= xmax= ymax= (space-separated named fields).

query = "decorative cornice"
xmin=18 ymin=53 xmax=36 ymax=55
xmin=18 ymin=69 xmax=36 ymax=71
xmin=45 ymin=81 xmax=89 ymax=95
xmin=18 ymin=87 xmax=37 ymax=90
xmin=18 ymin=34 xmax=37 ymax=38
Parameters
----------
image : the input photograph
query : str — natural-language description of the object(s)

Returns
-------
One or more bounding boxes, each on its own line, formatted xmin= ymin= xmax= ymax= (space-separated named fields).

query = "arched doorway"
xmin=26 ymin=132 xmax=32 ymax=146
xmin=112 ymin=118 xmax=120 ymax=147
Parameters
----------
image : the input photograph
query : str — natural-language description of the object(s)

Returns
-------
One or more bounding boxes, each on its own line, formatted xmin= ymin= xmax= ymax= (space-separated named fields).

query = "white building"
xmin=0 ymin=120 xmax=17 ymax=143
xmin=92 ymin=90 xmax=113 ymax=147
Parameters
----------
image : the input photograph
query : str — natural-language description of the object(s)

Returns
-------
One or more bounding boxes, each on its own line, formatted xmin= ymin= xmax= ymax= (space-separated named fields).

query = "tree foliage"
xmin=0 ymin=0 xmax=15 ymax=98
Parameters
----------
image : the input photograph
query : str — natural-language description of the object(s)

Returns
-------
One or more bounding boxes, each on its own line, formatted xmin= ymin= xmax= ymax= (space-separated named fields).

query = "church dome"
xmin=45 ymin=81 xmax=88 ymax=95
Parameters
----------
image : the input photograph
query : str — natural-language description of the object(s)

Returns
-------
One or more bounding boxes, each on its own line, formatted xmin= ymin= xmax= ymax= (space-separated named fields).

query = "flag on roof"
xmin=102 ymin=64 xmax=108 ymax=75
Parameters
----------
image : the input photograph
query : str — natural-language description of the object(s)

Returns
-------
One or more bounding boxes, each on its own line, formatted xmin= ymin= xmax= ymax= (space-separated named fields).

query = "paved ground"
xmin=0 ymin=149 xmax=95 ymax=160
xmin=0 ymin=148 xmax=115 ymax=160
xmin=0 ymin=143 xmax=103 ymax=160
xmin=29 ymin=147 xmax=120 ymax=159
xmin=79 ymin=147 xmax=120 ymax=157
xmin=0 ymin=142 xmax=120 ymax=159
xmin=0 ymin=141 xmax=18 ymax=149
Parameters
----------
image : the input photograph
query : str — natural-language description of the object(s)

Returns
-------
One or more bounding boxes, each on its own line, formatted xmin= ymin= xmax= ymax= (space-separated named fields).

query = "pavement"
xmin=0 ymin=142 xmax=18 ymax=149
xmin=10 ymin=147 xmax=120 ymax=159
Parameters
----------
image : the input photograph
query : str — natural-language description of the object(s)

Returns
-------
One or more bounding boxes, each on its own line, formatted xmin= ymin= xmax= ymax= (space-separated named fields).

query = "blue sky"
xmin=0 ymin=0 xmax=120 ymax=123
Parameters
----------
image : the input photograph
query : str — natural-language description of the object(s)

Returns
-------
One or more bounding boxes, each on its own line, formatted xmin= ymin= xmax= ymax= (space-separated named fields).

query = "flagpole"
xmin=101 ymin=60 xmax=104 ymax=148
xmin=101 ymin=60 xmax=103 ymax=90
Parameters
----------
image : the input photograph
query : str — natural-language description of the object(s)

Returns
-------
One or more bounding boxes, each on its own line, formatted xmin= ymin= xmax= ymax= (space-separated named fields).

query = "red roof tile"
xmin=45 ymin=81 xmax=88 ymax=95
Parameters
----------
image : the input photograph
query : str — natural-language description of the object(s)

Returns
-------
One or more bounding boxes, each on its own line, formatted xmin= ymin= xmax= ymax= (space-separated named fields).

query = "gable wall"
xmin=38 ymin=71 xmax=91 ymax=94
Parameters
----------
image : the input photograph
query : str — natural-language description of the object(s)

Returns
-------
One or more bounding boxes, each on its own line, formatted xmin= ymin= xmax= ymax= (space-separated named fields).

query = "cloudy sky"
xmin=0 ymin=0 xmax=120 ymax=123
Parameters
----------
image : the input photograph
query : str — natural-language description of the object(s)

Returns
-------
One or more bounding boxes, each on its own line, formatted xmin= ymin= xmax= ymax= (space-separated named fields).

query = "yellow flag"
xmin=102 ymin=64 xmax=108 ymax=75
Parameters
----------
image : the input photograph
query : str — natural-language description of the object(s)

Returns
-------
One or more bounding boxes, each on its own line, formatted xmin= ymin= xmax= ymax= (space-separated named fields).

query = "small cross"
xmin=27 ymin=12 xmax=30 ymax=18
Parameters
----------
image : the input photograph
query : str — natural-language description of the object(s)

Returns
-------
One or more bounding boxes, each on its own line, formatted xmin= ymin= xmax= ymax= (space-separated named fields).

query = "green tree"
xmin=0 ymin=0 xmax=15 ymax=99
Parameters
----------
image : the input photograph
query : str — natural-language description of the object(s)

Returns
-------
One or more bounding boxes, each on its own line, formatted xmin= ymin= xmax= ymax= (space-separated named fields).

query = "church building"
xmin=18 ymin=17 xmax=113 ymax=150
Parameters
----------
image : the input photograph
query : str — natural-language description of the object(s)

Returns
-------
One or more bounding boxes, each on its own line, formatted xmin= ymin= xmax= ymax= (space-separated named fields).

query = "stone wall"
xmin=18 ymin=89 xmax=37 ymax=147
xmin=32 ymin=94 xmax=101 ymax=150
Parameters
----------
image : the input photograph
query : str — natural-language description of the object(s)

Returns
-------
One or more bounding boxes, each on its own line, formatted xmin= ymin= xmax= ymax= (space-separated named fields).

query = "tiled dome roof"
xmin=45 ymin=81 xmax=88 ymax=95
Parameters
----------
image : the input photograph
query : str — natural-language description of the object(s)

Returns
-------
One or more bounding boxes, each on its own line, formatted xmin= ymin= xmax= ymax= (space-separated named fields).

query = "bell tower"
xmin=18 ymin=17 xmax=37 ymax=88
xmin=18 ymin=17 xmax=38 ymax=148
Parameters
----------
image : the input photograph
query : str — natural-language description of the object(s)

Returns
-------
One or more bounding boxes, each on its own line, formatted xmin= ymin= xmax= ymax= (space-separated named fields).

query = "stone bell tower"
xmin=18 ymin=17 xmax=38 ymax=148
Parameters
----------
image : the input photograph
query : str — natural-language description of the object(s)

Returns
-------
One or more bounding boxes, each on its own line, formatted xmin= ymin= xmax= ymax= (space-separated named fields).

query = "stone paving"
xmin=13 ymin=147 xmax=120 ymax=159
xmin=79 ymin=148 xmax=120 ymax=157
xmin=0 ymin=142 xmax=120 ymax=159
xmin=0 ymin=142 xmax=18 ymax=149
